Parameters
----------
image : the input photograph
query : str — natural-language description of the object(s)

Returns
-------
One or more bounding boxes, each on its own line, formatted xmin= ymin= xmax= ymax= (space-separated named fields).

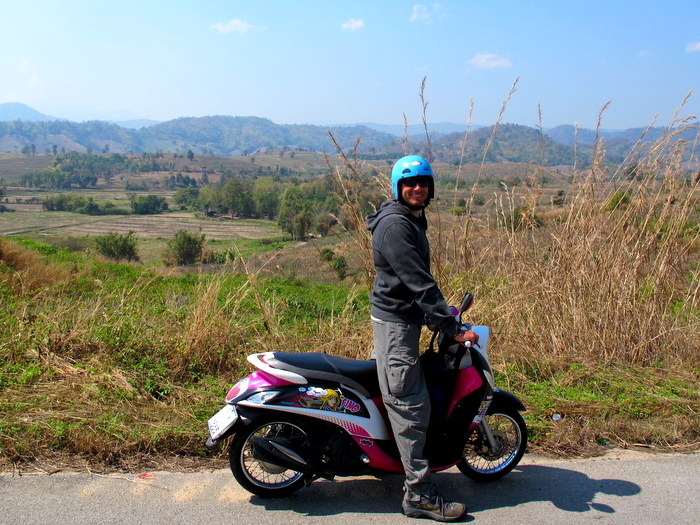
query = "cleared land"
xmin=0 ymin=211 xmax=281 ymax=240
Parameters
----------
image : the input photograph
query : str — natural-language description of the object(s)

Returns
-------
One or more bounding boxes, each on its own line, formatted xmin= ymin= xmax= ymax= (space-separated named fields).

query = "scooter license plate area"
xmin=208 ymin=404 xmax=238 ymax=440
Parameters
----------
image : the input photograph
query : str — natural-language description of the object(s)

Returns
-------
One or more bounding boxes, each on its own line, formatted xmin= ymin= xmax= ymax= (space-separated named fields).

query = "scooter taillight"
xmin=225 ymin=377 xmax=250 ymax=403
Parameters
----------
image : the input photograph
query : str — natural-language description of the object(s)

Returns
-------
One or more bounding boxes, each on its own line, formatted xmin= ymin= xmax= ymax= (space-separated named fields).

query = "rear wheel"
xmin=458 ymin=408 xmax=527 ymax=481
xmin=229 ymin=417 xmax=311 ymax=497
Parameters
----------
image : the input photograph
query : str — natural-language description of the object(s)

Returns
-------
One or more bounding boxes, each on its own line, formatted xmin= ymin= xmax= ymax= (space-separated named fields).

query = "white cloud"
xmin=468 ymin=52 xmax=512 ymax=69
xmin=341 ymin=18 xmax=364 ymax=31
xmin=411 ymin=4 xmax=430 ymax=21
xmin=686 ymin=41 xmax=700 ymax=52
xmin=211 ymin=19 xmax=255 ymax=34
xmin=410 ymin=3 xmax=443 ymax=22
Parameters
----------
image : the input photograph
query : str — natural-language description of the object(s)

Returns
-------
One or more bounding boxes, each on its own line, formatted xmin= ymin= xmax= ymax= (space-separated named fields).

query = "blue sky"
xmin=1 ymin=1 xmax=699 ymax=129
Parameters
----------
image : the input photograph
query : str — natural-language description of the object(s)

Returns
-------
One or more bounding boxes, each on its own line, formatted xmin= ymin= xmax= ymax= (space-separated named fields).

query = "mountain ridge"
xmin=1 ymin=103 xmax=697 ymax=168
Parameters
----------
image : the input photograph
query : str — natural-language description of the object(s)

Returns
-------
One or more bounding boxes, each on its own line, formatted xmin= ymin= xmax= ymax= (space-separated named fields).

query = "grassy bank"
xmin=0 ymin=239 xmax=371 ymax=470
xmin=1 ymin=117 xmax=699 ymax=472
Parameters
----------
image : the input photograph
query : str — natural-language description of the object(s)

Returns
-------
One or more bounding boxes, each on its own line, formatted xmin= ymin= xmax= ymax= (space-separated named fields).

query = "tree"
xmin=278 ymin=187 xmax=310 ymax=240
xmin=330 ymin=256 xmax=348 ymax=280
xmin=163 ymin=230 xmax=205 ymax=266
xmin=221 ymin=178 xmax=254 ymax=217
xmin=187 ymin=150 xmax=194 ymax=160
xmin=173 ymin=187 xmax=200 ymax=209
xmin=253 ymin=178 xmax=281 ymax=219
xmin=291 ymin=210 xmax=312 ymax=241
xmin=129 ymin=194 xmax=169 ymax=214
xmin=196 ymin=187 xmax=221 ymax=216
xmin=92 ymin=231 xmax=139 ymax=261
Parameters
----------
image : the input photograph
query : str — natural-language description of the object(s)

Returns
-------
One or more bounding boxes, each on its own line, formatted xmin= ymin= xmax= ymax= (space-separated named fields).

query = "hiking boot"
xmin=402 ymin=485 xmax=468 ymax=522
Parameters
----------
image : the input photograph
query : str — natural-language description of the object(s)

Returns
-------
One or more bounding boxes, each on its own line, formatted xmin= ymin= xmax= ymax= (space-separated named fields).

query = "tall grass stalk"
xmin=332 ymin=93 xmax=699 ymax=369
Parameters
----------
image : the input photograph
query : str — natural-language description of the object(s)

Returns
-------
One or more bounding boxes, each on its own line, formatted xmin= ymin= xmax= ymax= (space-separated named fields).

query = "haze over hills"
xmin=0 ymin=102 xmax=64 ymax=123
xmin=0 ymin=103 xmax=697 ymax=169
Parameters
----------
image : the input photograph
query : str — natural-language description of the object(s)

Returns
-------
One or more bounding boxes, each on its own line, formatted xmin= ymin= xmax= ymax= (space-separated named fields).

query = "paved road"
xmin=1 ymin=450 xmax=698 ymax=524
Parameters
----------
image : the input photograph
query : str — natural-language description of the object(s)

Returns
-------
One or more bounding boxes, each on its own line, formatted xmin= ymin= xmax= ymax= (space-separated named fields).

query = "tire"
xmin=229 ymin=417 xmax=312 ymax=498
xmin=457 ymin=408 xmax=527 ymax=481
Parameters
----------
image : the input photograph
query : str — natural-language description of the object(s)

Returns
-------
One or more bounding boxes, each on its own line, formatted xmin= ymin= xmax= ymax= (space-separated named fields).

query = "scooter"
xmin=206 ymin=293 xmax=527 ymax=497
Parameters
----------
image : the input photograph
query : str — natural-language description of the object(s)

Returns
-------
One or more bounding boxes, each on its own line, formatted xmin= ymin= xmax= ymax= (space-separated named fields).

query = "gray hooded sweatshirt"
xmin=366 ymin=200 xmax=460 ymax=336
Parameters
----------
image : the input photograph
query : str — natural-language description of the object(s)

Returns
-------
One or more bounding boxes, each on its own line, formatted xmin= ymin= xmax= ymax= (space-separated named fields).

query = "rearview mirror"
xmin=460 ymin=293 xmax=473 ymax=313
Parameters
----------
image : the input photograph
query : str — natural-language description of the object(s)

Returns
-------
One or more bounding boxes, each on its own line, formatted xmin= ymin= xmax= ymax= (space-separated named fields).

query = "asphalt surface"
xmin=1 ymin=449 xmax=698 ymax=524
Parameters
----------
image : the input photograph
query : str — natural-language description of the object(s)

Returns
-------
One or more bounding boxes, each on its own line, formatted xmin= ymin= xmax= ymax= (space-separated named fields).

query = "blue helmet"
xmin=391 ymin=155 xmax=434 ymax=203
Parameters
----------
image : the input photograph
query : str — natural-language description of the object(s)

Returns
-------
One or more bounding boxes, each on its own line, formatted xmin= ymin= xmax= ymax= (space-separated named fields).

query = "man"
xmin=366 ymin=155 xmax=476 ymax=522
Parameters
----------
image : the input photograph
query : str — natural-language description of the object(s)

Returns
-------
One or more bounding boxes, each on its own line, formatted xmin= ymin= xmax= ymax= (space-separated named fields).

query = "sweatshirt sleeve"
xmin=378 ymin=219 xmax=460 ymax=335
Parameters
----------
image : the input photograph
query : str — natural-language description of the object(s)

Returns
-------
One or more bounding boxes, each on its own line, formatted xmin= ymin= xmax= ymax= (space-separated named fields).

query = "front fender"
xmin=489 ymin=389 xmax=526 ymax=412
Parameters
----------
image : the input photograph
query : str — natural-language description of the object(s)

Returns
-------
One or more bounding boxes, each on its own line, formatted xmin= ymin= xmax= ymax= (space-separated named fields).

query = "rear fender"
xmin=205 ymin=406 xmax=266 ymax=447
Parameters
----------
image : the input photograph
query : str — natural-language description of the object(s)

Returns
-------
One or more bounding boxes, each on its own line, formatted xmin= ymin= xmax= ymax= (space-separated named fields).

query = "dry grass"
xmin=0 ymin=237 xmax=75 ymax=292
xmin=1 ymin=94 xmax=699 ymax=471
xmin=326 ymin=96 xmax=699 ymax=455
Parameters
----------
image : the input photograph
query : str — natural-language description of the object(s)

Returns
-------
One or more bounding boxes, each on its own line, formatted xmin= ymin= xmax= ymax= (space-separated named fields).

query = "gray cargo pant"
xmin=372 ymin=317 xmax=432 ymax=500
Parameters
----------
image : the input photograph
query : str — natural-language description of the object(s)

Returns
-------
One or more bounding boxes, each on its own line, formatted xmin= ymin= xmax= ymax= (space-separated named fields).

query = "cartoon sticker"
xmin=298 ymin=387 xmax=361 ymax=413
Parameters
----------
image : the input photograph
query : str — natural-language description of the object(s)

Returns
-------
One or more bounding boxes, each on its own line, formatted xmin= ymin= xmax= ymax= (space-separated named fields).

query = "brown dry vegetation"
xmin=328 ymin=108 xmax=700 ymax=456
xmin=0 ymin=105 xmax=699 ymax=473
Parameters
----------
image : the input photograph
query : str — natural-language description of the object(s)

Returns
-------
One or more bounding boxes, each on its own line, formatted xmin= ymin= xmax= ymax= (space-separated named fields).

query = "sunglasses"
xmin=401 ymin=176 xmax=432 ymax=188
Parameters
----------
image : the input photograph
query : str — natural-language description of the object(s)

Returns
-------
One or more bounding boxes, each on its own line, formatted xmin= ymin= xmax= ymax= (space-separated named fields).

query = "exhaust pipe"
xmin=251 ymin=437 xmax=311 ymax=472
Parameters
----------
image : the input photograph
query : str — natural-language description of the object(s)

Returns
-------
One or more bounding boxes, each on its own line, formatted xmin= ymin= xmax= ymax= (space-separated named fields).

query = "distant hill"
xmin=0 ymin=103 xmax=697 ymax=167
xmin=545 ymin=125 xmax=598 ymax=146
xmin=111 ymin=119 xmax=161 ymax=129
xmin=0 ymin=115 xmax=398 ymax=156
xmin=356 ymin=122 xmax=480 ymax=137
xmin=545 ymin=124 xmax=672 ymax=146
xmin=430 ymin=124 xmax=594 ymax=166
xmin=0 ymin=102 xmax=62 ymax=122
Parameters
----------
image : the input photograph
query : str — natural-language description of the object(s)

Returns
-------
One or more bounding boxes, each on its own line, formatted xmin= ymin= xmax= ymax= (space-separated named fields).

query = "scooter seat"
xmin=268 ymin=352 xmax=381 ymax=398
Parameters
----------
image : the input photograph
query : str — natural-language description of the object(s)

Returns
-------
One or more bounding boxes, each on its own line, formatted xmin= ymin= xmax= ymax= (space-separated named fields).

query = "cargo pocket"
xmin=386 ymin=351 xmax=422 ymax=398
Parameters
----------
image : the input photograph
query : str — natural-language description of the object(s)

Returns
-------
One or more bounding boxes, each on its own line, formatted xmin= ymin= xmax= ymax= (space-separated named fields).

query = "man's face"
xmin=400 ymin=176 xmax=430 ymax=207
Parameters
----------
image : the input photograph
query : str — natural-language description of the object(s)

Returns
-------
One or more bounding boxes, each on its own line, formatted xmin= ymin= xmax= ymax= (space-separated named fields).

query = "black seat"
xmin=268 ymin=352 xmax=381 ymax=398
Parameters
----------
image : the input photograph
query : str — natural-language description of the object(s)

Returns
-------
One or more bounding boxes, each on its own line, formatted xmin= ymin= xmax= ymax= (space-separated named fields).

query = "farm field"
xmin=0 ymin=210 xmax=282 ymax=240
xmin=0 ymin=139 xmax=698 ymax=473
xmin=0 ymin=209 xmax=286 ymax=267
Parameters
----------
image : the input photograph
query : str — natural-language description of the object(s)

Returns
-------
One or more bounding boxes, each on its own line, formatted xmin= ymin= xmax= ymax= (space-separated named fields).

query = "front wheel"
xmin=229 ymin=417 xmax=312 ymax=497
xmin=458 ymin=408 xmax=527 ymax=481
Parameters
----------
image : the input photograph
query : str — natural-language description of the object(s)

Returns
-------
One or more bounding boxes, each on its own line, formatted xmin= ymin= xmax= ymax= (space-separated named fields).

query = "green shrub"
xmin=605 ymin=190 xmax=632 ymax=211
xmin=320 ymin=248 xmax=335 ymax=262
xmin=163 ymin=230 xmax=205 ymax=266
xmin=330 ymin=256 xmax=348 ymax=280
xmin=130 ymin=194 xmax=169 ymax=215
xmin=91 ymin=232 xmax=140 ymax=262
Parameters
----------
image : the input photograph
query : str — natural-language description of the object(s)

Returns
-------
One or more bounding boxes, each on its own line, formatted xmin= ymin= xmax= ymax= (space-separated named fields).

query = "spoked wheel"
xmin=229 ymin=418 xmax=311 ymax=497
xmin=458 ymin=408 xmax=527 ymax=481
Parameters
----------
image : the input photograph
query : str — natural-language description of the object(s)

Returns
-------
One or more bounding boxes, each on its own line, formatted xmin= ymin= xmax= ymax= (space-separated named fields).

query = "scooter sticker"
xmin=297 ymin=386 xmax=361 ymax=413
xmin=339 ymin=397 xmax=361 ymax=413
xmin=472 ymin=399 xmax=491 ymax=425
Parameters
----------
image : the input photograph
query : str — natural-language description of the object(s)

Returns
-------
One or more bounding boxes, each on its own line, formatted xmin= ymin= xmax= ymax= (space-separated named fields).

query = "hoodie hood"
xmin=366 ymin=200 xmax=427 ymax=233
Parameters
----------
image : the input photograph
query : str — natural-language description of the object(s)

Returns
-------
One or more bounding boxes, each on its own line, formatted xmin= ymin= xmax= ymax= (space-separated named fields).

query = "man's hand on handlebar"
xmin=453 ymin=329 xmax=479 ymax=347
